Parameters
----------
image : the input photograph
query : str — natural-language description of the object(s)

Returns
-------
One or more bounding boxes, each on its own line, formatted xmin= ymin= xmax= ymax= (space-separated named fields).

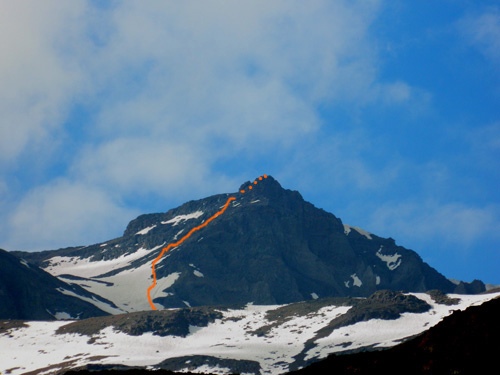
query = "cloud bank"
xmin=0 ymin=0 xmax=498 ymax=287
xmin=1 ymin=0 xmax=391 ymax=249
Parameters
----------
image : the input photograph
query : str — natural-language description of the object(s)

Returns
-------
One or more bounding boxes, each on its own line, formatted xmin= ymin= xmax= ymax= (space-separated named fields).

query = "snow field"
xmin=47 ymin=244 xmax=186 ymax=312
xmin=0 ymin=304 xmax=351 ymax=375
xmin=2 ymin=292 xmax=499 ymax=375
xmin=45 ymin=246 xmax=160 ymax=279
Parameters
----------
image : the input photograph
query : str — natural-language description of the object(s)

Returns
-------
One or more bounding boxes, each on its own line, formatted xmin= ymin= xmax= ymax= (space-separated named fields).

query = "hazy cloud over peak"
xmin=1 ymin=1 xmax=498 ymax=283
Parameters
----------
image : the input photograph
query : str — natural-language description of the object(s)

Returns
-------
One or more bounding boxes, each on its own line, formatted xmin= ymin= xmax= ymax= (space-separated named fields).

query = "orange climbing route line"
xmin=147 ymin=174 xmax=268 ymax=310
xmin=240 ymin=174 xmax=268 ymax=194
xmin=147 ymin=196 xmax=236 ymax=310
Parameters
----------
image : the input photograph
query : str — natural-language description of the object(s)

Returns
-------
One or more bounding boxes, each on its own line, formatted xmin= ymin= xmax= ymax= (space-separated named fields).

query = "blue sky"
xmin=1 ymin=1 xmax=499 ymax=285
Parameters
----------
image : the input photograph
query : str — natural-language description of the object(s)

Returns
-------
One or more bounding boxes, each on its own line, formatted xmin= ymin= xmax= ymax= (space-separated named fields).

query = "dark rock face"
xmin=290 ymin=296 xmax=500 ymax=375
xmin=56 ymin=307 xmax=223 ymax=338
xmin=13 ymin=176 xmax=484 ymax=310
xmin=157 ymin=355 xmax=261 ymax=374
xmin=326 ymin=290 xmax=431 ymax=331
xmin=453 ymin=279 xmax=486 ymax=294
xmin=146 ymin=176 xmax=461 ymax=307
xmin=0 ymin=249 xmax=110 ymax=320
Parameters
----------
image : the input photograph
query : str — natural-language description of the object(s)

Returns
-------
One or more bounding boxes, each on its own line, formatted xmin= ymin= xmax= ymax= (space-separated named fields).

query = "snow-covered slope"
xmin=2 ymin=291 xmax=498 ymax=375
xmin=45 ymin=244 xmax=167 ymax=312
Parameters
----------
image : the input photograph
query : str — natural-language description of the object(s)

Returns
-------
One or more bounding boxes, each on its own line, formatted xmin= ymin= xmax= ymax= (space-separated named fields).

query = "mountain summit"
xmin=14 ymin=175 xmax=483 ymax=313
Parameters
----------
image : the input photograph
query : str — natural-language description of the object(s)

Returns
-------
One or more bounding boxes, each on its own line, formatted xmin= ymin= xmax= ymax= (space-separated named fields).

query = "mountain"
xmin=2 ymin=290 xmax=498 ymax=374
xmin=2 ymin=175 xmax=494 ymax=375
xmin=0 ymin=249 xmax=115 ymax=320
xmin=14 ymin=175 xmax=484 ymax=313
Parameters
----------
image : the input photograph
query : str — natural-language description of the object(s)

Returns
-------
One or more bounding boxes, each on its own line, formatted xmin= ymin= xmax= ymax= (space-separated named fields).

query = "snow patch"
xmin=311 ymin=292 xmax=319 ymax=300
xmin=153 ymin=272 xmax=181 ymax=300
xmin=343 ymin=225 xmax=372 ymax=240
xmin=375 ymin=275 xmax=381 ymax=285
xmin=161 ymin=211 xmax=204 ymax=226
xmin=193 ymin=270 xmax=204 ymax=278
xmin=195 ymin=364 xmax=232 ymax=374
xmin=345 ymin=274 xmax=362 ymax=288
xmin=173 ymin=229 xmax=184 ymax=240
xmin=351 ymin=273 xmax=362 ymax=287
xmin=54 ymin=312 xmax=74 ymax=320
xmin=20 ymin=259 xmax=30 ymax=268
xmin=376 ymin=246 xmax=402 ymax=270
xmin=45 ymin=246 xmax=160 ymax=279
xmin=135 ymin=224 xmax=156 ymax=235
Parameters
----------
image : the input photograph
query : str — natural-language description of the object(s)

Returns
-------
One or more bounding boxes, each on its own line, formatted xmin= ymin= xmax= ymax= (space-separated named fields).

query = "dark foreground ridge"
xmin=290 ymin=296 xmax=500 ymax=375
xmin=0 ymin=249 xmax=110 ymax=320
xmin=60 ymin=296 xmax=500 ymax=375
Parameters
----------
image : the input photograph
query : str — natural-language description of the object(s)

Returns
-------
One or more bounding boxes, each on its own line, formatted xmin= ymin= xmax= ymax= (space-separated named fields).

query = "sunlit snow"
xmin=135 ymin=224 xmax=157 ymax=235
xmin=173 ymin=229 xmax=185 ymax=240
xmin=351 ymin=273 xmax=362 ymax=287
xmin=193 ymin=270 xmax=204 ymax=277
xmin=54 ymin=311 xmax=74 ymax=320
xmin=45 ymin=245 xmax=170 ymax=312
xmin=1 ymin=292 xmax=499 ymax=375
xmin=161 ymin=211 xmax=204 ymax=226
xmin=343 ymin=224 xmax=372 ymax=240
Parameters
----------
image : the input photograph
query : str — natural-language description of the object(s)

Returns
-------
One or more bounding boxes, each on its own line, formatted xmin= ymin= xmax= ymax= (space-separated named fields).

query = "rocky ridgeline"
xmin=8 ymin=175 xmax=484 ymax=316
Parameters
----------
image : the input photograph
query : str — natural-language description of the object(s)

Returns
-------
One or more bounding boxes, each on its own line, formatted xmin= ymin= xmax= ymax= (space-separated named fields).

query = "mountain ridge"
xmin=0 ymin=249 xmax=112 ymax=320
xmin=9 ymin=175 xmax=485 ymax=315
xmin=2 ymin=290 xmax=499 ymax=374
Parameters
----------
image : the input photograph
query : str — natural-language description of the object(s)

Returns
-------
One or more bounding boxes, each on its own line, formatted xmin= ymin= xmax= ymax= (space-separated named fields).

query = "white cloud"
xmin=459 ymin=7 xmax=500 ymax=63
xmin=2 ymin=0 xmax=434 ymax=250
xmin=83 ymin=0 xmax=385 ymax=143
xmin=280 ymin=129 xmax=403 ymax=196
xmin=470 ymin=122 xmax=500 ymax=153
xmin=3 ymin=179 xmax=137 ymax=251
xmin=368 ymin=200 xmax=500 ymax=249
xmin=73 ymin=137 xmax=215 ymax=199
xmin=0 ymin=1 xmax=87 ymax=164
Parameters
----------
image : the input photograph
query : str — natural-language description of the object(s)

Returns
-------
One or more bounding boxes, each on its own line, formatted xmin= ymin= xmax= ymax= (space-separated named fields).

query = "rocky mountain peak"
xmin=239 ymin=175 xmax=283 ymax=195
xmin=11 ymin=175 xmax=486 ymax=313
xmin=236 ymin=174 xmax=307 ymax=213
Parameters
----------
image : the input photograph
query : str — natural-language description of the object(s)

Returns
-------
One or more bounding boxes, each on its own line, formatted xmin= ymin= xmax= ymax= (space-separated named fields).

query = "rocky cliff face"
xmin=131 ymin=175 xmax=461 ymax=308
xmin=13 ymin=175 xmax=483 ymax=312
